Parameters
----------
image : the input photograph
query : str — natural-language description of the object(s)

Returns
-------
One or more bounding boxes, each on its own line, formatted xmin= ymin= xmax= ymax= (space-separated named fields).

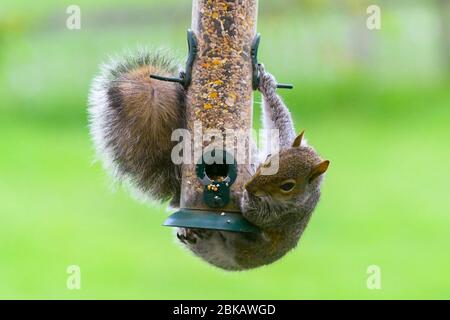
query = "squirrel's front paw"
xmin=258 ymin=64 xmax=277 ymax=95
xmin=241 ymin=190 xmax=271 ymax=229
xmin=241 ymin=190 xmax=288 ymax=229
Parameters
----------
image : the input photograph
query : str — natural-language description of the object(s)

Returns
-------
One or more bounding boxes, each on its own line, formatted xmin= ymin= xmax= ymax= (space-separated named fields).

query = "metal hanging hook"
xmin=150 ymin=29 xmax=198 ymax=89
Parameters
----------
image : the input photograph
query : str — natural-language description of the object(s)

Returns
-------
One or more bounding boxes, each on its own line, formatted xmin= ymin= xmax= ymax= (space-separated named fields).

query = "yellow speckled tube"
xmin=180 ymin=0 xmax=258 ymax=213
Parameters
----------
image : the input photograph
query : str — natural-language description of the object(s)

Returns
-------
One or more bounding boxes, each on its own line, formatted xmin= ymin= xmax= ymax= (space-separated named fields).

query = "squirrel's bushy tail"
xmin=88 ymin=48 xmax=186 ymax=205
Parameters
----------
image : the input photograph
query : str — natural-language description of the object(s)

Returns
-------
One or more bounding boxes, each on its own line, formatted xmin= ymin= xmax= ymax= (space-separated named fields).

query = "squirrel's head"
xmin=245 ymin=131 xmax=329 ymax=203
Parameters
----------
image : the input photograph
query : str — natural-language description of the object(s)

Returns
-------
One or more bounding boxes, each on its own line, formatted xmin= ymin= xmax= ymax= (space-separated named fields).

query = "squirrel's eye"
xmin=279 ymin=182 xmax=295 ymax=192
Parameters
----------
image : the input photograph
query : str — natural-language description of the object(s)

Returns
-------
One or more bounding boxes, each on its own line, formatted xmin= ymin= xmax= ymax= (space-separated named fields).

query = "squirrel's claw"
xmin=176 ymin=228 xmax=214 ymax=245
xmin=257 ymin=64 xmax=277 ymax=94
xmin=257 ymin=63 xmax=265 ymax=74
xmin=176 ymin=228 xmax=197 ymax=244
xmin=176 ymin=232 xmax=187 ymax=244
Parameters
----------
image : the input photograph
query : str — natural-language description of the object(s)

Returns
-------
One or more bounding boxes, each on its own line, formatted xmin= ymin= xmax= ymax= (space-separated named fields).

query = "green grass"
xmin=1 ymin=82 xmax=448 ymax=299
xmin=0 ymin=2 xmax=449 ymax=299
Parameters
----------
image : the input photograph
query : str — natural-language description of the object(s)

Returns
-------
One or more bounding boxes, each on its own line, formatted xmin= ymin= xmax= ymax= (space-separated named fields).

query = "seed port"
xmin=196 ymin=149 xmax=237 ymax=186
xmin=205 ymin=163 xmax=229 ymax=182
xmin=194 ymin=149 xmax=238 ymax=209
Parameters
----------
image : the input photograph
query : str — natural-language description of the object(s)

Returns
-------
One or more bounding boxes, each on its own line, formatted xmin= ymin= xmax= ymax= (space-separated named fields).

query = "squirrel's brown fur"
xmin=88 ymin=50 xmax=186 ymax=204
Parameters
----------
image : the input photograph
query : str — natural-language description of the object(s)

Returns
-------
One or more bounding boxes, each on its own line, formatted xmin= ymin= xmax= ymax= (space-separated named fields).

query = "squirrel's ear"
xmin=292 ymin=130 xmax=305 ymax=148
xmin=309 ymin=160 xmax=330 ymax=182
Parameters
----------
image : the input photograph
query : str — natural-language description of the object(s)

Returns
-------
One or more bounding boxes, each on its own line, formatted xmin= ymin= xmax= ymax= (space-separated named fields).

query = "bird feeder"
xmin=151 ymin=0 xmax=291 ymax=233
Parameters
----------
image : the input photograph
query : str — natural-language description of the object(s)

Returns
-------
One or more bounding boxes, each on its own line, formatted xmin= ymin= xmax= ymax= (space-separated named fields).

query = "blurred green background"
xmin=0 ymin=0 xmax=449 ymax=299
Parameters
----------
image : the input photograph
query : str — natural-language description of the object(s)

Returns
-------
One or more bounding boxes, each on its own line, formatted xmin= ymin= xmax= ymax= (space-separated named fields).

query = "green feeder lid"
xmin=163 ymin=209 xmax=260 ymax=233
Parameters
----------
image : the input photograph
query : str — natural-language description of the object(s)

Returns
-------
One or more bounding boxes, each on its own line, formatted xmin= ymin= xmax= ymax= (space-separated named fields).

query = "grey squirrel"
xmin=88 ymin=49 xmax=329 ymax=270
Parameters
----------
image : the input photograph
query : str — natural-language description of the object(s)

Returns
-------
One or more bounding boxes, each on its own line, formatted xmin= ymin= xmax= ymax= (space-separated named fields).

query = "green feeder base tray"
xmin=163 ymin=209 xmax=260 ymax=233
